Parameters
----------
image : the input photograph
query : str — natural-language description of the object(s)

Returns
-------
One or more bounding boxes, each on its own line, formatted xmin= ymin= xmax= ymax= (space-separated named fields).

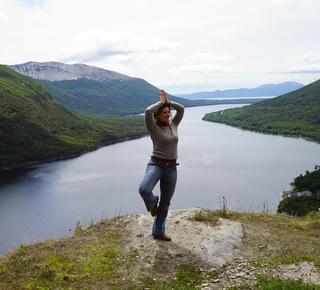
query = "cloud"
xmin=300 ymin=0 xmax=317 ymax=5
xmin=16 ymin=0 xmax=46 ymax=6
xmin=58 ymin=30 xmax=179 ymax=64
xmin=168 ymin=53 xmax=236 ymax=74
xmin=296 ymin=51 xmax=320 ymax=62
xmin=78 ymin=30 xmax=178 ymax=53
xmin=168 ymin=63 xmax=238 ymax=74
xmin=287 ymin=64 xmax=320 ymax=73
xmin=0 ymin=11 xmax=9 ymax=20
xmin=271 ymin=0 xmax=294 ymax=6
xmin=126 ymin=53 xmax=177 ymax=66
xmin=271 ymin=0 xmax=317 ymax=5
xmin=189 ymin=53 xmax=234 ymax=63
xmin=1 ymin=0 xmax=320 ymax=93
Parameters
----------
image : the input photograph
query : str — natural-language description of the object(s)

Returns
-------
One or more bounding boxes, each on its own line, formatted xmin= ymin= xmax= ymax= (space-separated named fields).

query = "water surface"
xmin=1 ymin=104 xmax=319 ymax=255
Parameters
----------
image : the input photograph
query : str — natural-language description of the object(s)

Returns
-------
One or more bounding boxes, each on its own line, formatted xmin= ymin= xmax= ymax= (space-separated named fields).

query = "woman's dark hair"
xmin=153 ymin=103 xmax=171 ymax=124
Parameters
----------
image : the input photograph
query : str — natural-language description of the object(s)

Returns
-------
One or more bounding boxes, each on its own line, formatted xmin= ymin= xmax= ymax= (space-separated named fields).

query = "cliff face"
xmin=6 ymin=61 xmax=134 ymax=83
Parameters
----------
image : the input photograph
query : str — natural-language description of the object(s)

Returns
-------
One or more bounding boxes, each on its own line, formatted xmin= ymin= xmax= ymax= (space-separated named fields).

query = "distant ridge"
xmin=177 ymin=82 xmax=304 ymax=99
xmin=6 ymin=61 xmax=134 ymax=82
xmin=203 ymin=79 xmax=320 ymax=143
xmin=5 ymin=61 xmax=263 ymax=117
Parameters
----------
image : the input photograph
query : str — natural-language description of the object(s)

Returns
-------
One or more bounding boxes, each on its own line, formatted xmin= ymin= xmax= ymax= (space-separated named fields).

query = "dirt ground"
xmin=117 ymin=207 xmax=320 ymax=289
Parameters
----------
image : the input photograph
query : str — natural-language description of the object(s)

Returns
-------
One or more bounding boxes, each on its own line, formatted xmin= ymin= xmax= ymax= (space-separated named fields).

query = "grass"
xmin=0 ymin=209 xmax=319 ymax=289
xmin=230 ymin=276 xmax=319 ymax=289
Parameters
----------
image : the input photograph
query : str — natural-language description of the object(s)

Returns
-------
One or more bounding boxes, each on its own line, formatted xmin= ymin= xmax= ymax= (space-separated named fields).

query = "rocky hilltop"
xmin=1 ymin=208 xmax=319 ymax=289
xmin=6 ymin=61 xmax=134 ymax=82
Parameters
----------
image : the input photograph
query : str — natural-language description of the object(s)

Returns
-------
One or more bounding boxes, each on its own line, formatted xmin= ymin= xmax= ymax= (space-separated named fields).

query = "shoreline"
xmin=0 ymin=134 xmax=147 ymax=173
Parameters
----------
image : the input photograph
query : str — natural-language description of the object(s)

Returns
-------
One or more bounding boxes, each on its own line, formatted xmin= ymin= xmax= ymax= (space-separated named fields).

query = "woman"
xmin=139 ymin=89 xmax=184 ymax=241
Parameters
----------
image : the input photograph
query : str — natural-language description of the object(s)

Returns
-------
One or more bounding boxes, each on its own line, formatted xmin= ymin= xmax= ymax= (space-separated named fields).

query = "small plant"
xmin=218 ymin=196 xmax=229 ymax=217
xmin=39 ymin=265 xmax=56 ymax=280
xmin=194 ymin=210 xmax=220 ymax=226
xmin=222 ymin=196 xmax=227 ymax=215
xmin=194 ymin=212 xmax=208 ymax=221
xmin=75 ymin=217 xmax=82 ymax=234
xmin=262 ymin=197 xmax=269 ymax=212
xmin=90 ymin=215 xmax=94 ymax=227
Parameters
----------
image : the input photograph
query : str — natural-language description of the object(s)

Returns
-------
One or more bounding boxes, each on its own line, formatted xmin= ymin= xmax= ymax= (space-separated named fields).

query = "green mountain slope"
xmin=8 ymin=61 xmax=267 ymax=117
xmin=35 ymin=78 xmax=261 ymax=117
xmin=203 ymin=79 xmax=320 ymax=143
xmin=0 ymin=65 xmax=146 ymax=170
xmin=35 ymin=77 xmax=166 ymax=116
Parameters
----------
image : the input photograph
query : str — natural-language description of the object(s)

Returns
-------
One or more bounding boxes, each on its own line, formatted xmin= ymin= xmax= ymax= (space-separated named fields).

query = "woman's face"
xmin=158 ymin=107 xmax=170 ymax=123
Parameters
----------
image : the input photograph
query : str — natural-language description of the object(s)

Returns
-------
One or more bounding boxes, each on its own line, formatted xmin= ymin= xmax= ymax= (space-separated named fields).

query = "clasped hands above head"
xmin=159 ymin=89 xmax=170 ymax=104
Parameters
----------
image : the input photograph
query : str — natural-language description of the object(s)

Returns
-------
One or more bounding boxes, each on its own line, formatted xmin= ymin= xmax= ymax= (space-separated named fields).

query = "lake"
xmin=1 ymin=104 xmax=320 ymax=255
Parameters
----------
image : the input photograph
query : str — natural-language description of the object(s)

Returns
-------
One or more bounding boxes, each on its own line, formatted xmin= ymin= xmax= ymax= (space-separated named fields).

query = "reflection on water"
xmin=1 ymin=104 xmax=320 ymax=255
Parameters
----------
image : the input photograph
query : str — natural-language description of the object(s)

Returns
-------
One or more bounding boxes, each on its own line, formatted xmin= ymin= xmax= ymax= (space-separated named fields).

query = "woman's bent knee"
xmin=139 ymin=184 xmax=149 ymax=197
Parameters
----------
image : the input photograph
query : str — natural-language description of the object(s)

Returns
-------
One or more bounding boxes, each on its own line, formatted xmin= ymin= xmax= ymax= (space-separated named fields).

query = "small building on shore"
xmin=288 ymin=191 xmax=312 ymax=198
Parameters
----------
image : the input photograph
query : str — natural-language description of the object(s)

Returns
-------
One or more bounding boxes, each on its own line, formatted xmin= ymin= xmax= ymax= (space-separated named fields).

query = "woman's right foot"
xmin=152 ymin=233 xmax=171 ymax=241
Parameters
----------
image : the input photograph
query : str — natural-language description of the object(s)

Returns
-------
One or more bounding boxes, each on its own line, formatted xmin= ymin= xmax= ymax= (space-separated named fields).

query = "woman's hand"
xmin=159 ymin=89 xmax=169 ymax=104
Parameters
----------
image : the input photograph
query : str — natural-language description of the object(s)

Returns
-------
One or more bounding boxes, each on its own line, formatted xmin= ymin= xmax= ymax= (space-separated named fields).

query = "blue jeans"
xmin=139 ymin=161 xmax=177 ymax=235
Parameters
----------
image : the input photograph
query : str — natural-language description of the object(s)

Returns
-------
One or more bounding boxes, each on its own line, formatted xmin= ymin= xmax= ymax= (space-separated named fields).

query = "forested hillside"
xmin=9 ymin=61 xmax=263 ymax=117
xmin=0 ymin=65 xmax=146 ymax=170
xmin=36 ymin=77 xmax=175 ymax=116
xmin=203 ymin=79 xmax=320 ymax=143
xmin=278 ymin=165 xmax=320 ymax=216
xmin=35 ymin=78 xmax=259 ymax=117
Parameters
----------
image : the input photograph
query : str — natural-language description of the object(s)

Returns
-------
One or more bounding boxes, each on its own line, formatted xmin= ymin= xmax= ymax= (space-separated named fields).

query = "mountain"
xmin=0 ymin=65 xmax=146 ymax=170
xmin=6 ymin=62 xmax=264 ymax=117
xmin=6 ymin=61 xmax=133 ymax=82
xmin=203 ymin=79 xmax=320 ymax=143
xmin=177 ymin=82 xmax=304 ymax=99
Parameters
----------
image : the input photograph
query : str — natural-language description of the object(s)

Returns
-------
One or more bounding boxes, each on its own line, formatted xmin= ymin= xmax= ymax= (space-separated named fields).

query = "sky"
xmin=1 ymin=0 xmax=320 ymax=94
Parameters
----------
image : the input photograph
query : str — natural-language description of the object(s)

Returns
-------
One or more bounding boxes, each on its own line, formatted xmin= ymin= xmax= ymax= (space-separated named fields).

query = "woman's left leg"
xmin=152 ymin=166 xmax=177 ymax=235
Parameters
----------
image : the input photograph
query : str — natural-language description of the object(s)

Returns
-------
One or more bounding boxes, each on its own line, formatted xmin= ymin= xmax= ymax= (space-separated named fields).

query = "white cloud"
xmin=296 ymin=51 xmax=320 ymax=62
xmin=78 ymin=30 xmax=178 ymax=53
xmin=128 ymin=53 xmax=177 ymax=66
xmin=300 ymin=0 xmax=317 ymax=5
xmin=16 ymin=0 xmax=46 ymax=7
xmin=271 ymin=0 xmax=294 ymax=5
xmin=169 ymin=63 xmax=236 ymax=74
xmin=289 ymin=64 xmax=320 ymax=73
xmin=0 ymin=11 xmax=9 ymax=20
xmin=271 ymin=0 xmax=317 ymax=5
xmin=58 ymin=30 xmax=179 ymax=64
xmin=1 ymin=0 xmax=320 ymax=93
xmin=188 ymin=53 xmax=234 ymax=63
xmin=167 ymin=53 xmax=237 ymax=76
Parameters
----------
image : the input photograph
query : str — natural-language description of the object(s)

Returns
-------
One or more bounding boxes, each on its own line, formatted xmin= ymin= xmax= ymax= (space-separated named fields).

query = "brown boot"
xmin=151 ymin=196 xmax=159 ymax=217
xmin=152 ymin=233 xmax=171 ymax=241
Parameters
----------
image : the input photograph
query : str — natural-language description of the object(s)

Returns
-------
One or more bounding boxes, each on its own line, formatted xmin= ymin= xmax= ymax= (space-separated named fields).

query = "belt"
xmin=151 ymin=157 xmax=179 ymax=167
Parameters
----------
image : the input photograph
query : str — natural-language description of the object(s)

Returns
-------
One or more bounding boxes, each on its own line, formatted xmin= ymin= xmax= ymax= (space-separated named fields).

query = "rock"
xmin=201 ymin=218 xmax=243 ymax=268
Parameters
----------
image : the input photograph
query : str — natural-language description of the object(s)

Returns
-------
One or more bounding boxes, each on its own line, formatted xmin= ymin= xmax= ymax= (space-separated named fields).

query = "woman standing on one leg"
xmin=139 ymin=89 xmax=184 ymax=241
